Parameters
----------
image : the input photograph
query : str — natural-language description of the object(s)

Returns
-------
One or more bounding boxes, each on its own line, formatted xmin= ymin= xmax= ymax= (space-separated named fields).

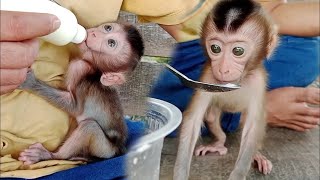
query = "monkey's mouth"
xmin=83 ymin=39 xmax=88 ymax=48
xmin=79 ymin=39 xmax=89 ymax=51
xmin=216 ymin=80 xmax=230 ymax=84
xmin=216 ymin=79 xmax=240 ymax=85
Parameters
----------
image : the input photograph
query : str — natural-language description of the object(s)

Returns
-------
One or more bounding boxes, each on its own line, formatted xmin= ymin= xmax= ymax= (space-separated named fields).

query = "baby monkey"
xmin=18 ymin=22 xmax=144 ymax=165
xmin=174 ymin=0 xmax=278 ymax=179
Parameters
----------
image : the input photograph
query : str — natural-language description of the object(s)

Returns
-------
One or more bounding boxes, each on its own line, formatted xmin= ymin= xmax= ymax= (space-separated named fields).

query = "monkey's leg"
xmin=19 ymin=144 xmax=90 ymax=164
xmin=173 ymin=91 xmax=213 ymax=180
xmin=53 ymin=119 xmax=118 ymax=160
xmin=19 ymin=120 xmax=117 ymax=165
xmin=195 ymin=107 xmax=227 ymax=156
xmin=19 ymin=70 xmax=77 ymax=113
xmin=228 ymin=104 xmax=266 ymax=180
xmin=18 ymin=120 xmax=92 ymax=165
xmin=19 ymin=142 xmax=91 ymax=165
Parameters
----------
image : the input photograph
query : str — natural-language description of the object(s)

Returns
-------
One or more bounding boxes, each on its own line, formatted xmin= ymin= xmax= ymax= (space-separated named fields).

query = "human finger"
xmin=295 ymin=87 xmax=320 ymax=104
xmin=0 ymin=68 xmax=28 ymax=86
xmin=305 ymin=87 xmax=320 ymax=105
xmin=0 ymin=85 xmax=19 ymax=95
xmin=0 ymin=11 xmax=60 ymax=41
xmin=293 ymin=115 xmax=320 ymax=125
xmin=0 ymin=39 xmax=38 ymax=69
xmin=271 ymin=122 xmax=306 ymax=132
xmin=293 ymin=103 xmax=320 ymax=117
xmin=287 ymin=120 xmax=318 ymax=130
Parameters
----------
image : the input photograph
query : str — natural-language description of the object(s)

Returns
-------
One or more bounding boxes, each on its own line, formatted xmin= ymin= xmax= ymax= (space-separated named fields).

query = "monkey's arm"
xmin=229 ymin=70 xmax=267 ymax=180
xmin=19 ymin=71 xmax=77 ymax=115
xmin=65 ymin=60 xmax=93 ymax=91
xmin=173 ymin=65 xmax=214 ymax=179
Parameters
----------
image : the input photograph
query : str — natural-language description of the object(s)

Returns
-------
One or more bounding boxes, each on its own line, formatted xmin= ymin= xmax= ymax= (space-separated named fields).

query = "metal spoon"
xmin=165 ymin=64 xmax=241 ymax=92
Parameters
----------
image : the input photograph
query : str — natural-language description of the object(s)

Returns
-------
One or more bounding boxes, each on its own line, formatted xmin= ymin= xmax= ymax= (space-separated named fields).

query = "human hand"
xmin=266 ymin=87 xmax=320 ymax=132
xmin=0 ymin=11 xmax=60 ymax=95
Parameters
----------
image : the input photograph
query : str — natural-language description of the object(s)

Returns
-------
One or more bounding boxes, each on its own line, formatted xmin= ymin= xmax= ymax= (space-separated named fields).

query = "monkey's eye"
xmin=104 ymin=25 xmax=113 ymax=32
xmin=211 ymin=44 xmax=221 ymax=54
xmin=107 ymin=39 xmax=117 ymax=48
xmin=232 ymin=47 xmax=245 ymax=56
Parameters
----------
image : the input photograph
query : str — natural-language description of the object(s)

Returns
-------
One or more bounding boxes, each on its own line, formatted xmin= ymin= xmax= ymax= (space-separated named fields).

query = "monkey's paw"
xmin=18 ymin=69 xmax=37 ymax=90
xmin=18 ymin=143 xmax=53 ymax=165
xmin=253 ymin=152 xmax=272 ymax=175
xmin=194 ymin=143 xmax=228 ymax=156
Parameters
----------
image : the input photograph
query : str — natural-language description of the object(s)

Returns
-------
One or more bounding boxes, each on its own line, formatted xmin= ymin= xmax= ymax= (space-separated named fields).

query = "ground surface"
xmin=160 ymin=127 xmax=319 ymax=180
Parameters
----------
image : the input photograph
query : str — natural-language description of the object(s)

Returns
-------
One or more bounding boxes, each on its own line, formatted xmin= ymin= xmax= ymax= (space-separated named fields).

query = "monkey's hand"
xmin=266 ymin=87 xmax=320 ymax=132
xmin=194 ymin=142 xmax=228 ymax=156
xmin=18 ymin=69 xmax=38 ymax=90
xmin=18 ymin=143 xmax=53 ymax=165
xmin=253 ymin=151 xmax=272 ymax=175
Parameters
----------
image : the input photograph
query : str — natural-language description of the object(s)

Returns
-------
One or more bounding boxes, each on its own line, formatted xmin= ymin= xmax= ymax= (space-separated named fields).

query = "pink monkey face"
xmin=205 ymin=31 xmax=256 ymax=84
xmin=78 ymin=23 xmax=130 ymax=60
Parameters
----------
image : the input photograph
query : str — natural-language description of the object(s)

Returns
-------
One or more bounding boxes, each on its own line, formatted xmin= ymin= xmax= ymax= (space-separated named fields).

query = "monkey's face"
xmin=205 ymin=29 xmax=257 ymax=84
xmin=78 ymin=23 xmax=131 ymax=63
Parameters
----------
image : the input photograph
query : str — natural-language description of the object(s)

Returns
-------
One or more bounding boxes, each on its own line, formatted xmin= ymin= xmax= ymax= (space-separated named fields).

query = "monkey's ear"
xmin=267 ymin=27 xmax=279 ymax=58
xmin=100 ymin=72 xmax=126 ymax=86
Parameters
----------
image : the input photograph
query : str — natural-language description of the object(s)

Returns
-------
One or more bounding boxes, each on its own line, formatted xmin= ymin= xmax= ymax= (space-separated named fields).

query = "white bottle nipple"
xmin=72 ymin=24 xmax=87 ymax=44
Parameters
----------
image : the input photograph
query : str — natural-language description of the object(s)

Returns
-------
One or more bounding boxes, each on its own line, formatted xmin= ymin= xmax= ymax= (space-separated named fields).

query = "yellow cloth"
xmin=0 ymin=155 xmax=84 ymax=179
xmin=122 ymin=0 xmax=218 ymax=42
xmin=122 ymin=0 xmax=219 ymax=42
xmin=122 ymin=0 xmax=199 ymax=25
xmin=55 ymin=0 xmax=123 ymax=28
xmin=1 ymin=0 xmax=220 ymax=178
xmin=172 ymin=0 xmax=218 ymax=42
xmin=0 ymin=41 xmax=80 ymax=178
xmin=0 ymin=41 xmax=71 ymax=157
xmin=122 ymin=0 xmax=277 ymax=42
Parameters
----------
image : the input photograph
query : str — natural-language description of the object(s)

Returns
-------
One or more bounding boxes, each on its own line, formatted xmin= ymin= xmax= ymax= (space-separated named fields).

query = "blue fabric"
xmin=264 ymin=35 xmax=319 ymax=89
xmin=2 ymin=119 xmax=146 ymax=180
xmin=151 ymin=35 xmax=319 ymax=135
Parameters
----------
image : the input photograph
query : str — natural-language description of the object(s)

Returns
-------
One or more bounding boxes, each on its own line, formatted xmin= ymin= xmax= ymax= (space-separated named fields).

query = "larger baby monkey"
xmin=174 ymin=0 xmax=278 ymax=179
xmin=18 ymin=22 xmax=144 ymax=165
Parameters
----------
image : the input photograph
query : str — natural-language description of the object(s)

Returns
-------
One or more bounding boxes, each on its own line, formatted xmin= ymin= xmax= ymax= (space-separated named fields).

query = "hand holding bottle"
xmin=0 ymin=11 xmax=60 ymax=94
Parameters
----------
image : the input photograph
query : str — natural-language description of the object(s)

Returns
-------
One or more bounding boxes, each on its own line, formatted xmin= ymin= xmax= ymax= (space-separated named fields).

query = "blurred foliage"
xmin=142 ymin=56 xmax=171 ymax=64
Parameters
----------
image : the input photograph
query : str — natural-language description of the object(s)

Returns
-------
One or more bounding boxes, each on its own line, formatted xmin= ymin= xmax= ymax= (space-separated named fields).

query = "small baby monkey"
xmin=174 ymin=0 xmax=278 ymax=179
xmin=18 ymin=22 xmax=144 ymax=165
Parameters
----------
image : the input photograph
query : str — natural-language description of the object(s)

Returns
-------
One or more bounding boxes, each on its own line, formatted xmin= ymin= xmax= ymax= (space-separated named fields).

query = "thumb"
xmin=0 ymin=11 xmax=60 ymax=41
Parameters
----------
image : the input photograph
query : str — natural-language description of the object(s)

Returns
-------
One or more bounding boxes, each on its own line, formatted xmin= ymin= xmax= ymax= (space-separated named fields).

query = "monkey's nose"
xmin=219 ymin=68 xmax=230 ymax=75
